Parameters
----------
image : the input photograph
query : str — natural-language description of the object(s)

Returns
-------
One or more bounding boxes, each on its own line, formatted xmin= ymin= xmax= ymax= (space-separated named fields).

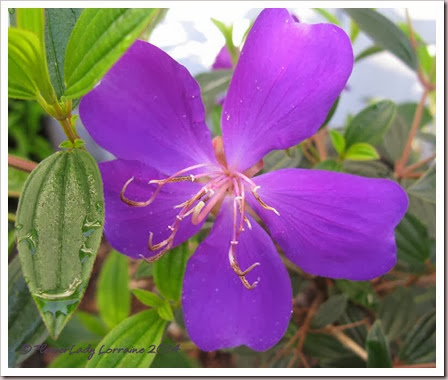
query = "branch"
xmin=330 ymin=328 xmax=368 ymax=361
xmin=8 ymin=155 xmax=38 ymax=172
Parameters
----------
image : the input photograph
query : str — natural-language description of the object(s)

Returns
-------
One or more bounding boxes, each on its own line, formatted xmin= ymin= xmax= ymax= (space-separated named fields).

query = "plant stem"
xmin=8 ymin=155 xmax=38 ymax=172
xmin=394 ymin=89 xmax=428 ymax=177
xmin=330 ymin=329 xmax=368 ymax=361
xmin=401 ymin=153 xmax=436 ymax=176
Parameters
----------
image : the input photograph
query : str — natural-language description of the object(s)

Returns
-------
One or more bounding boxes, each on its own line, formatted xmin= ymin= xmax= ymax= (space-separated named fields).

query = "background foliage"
xmin=8 ymin=7 xmax=436 ymax=369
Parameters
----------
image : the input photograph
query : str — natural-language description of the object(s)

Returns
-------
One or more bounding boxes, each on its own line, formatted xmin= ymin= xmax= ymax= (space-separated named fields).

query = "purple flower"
xmin=80 ymin=9 xmax=408 ymax=351
xmin=212 ymin=45 xmax=234 ymax=70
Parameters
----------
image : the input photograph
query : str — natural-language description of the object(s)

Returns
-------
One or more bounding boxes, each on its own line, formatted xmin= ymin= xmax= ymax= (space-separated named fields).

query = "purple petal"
xmin=248 ymin=169 xmax=408 ymax=280
xmin=100 ymin=159 xmax=203 ymax=259
xmin=221 ymin=9 xmax=353 ymax=171
xmin=212 ymin=45 xmax=233 ymax=70
xmin=80 ymin=40 xmax=216 ymax=175
xmin=182 ymin=200 xmax=292 ymax=351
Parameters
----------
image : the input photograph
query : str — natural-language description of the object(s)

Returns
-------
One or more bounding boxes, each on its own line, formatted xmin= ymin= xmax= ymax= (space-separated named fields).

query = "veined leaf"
xmin=344 ymin=9 xmax=418 ymax=70
xmin=86 ymin=310 xmax=167 ymax=368
xmin=16 ymin=8 xmax=45 ymax=51
xmin=366 ymin=321 xmax=393 ymax=368
xmin=312 ymin=294 xmax=348 ymax=328
xmin=154 ymin=242 xmax=190 ymax=302
xmin=8 ymin=28 xmax=55 ymax=103
xmin=64 ymin=8 xmax=159 ymax=98
xmin=16 ymin=149 xmax=104 ymax=338
xmin=399 ymin=310 xmax=436 ymax=363
xmin=354 ymin=45 xmax=384 ymax=63
xmin=97 ymin=250 xmax=131 ymax=329
xmin=8 ymin=255 xmax=48 ymax=367
xmin=345 ymin=100 xmax=397 ymax=147
xmin=44 ymin=8 xmax=83 ymax=98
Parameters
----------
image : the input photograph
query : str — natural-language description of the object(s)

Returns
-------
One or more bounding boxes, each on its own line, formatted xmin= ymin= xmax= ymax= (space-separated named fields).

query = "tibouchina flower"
xmin=80 ymin=9 xmax=408 ymax=351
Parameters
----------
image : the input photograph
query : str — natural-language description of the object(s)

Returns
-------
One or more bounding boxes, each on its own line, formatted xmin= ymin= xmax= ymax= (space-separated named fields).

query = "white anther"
xmin=176 ymin=215 xmax=183 ymax=221
xmin=190 ymin=174 xmax=195 ymax=182
xmin=168 ymin=226 xmax=175 ymax=231
xmin=230 ymin=240 xmax=239 ymax=245
xmin=234 ymin=196 xmax=243 ymax=201
xmin=253 ymin=185 xmax=261 ymax=192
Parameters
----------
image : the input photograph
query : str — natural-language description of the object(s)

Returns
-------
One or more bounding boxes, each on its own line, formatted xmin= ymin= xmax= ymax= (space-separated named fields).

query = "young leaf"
xmin=8 ymin=255 xmax=48 ymax=368
xmin=64 ymin=9 xmax=159 ymax=98
xmin=211 ymin=18 xmax=237 ymax=64
xmin=399 ymin=310 xmax=435 ymax=363
xmin=329 ymin=129 xmax=346 ymax=155
xmin=349 ymin=19 xmax=360 ymax=42
xmin=44 ymin=8 xmax=83 ymax=98
xmin=344 ymin=9 xmax=418 ymax=70
xmin=157 ymin=301 xmax=175 ymax=322
xmin=366 ymin=321 xmax=393 ymax=368
xmin=154 ymin=242 xmax=190 ymax=302
xmin=16 ymin=8 xmax=45 ymax=51
xmin=97 ymin=250 xmax=131 ymax=330
xmin=132 ymin=289 xmax=164 ymax=308
xmin=86 ymin=310 xmax=167 ymax=368
xmin=312 ymin=294 xmax=348 ymax=328
xmin=344 ymin=100 xmax=397 ymax=147
xmin=16 ymin=149 xmax=104 ymax=338
xmin=345 ymin=143 xmax=379 ymax=161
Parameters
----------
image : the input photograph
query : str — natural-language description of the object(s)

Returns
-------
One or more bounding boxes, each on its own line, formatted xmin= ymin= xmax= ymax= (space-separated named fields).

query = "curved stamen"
xmin=149 ymin=163 xmax=219 ymax=185
xmin=192 ymin=179 xmax=231 ymax=225
xmin=120 ymin=177 xmax=161 ymax=207
xmin=251 ymin=186 xmax=280 ymax=216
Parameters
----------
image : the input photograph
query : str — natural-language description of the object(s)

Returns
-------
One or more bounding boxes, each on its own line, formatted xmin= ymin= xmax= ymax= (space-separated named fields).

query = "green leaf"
xmin=344 ymin=9 xmax=418 ymax=70
xmin=408 ymin=164 xmax=435 ymax=204
xmin=349 ymin=19 xmax=360 ymax=43
xmin=132 ymin=289 xmax=164 ymax=308
xmin=407 ymin=165 xmax=436 ymax=238
xmin=134 ymin=261 xmax=153 ymax=279
xmin=354 ymin=45 xmax=384 ymax=63
xmin=366 ymin=321 xmax=393 ymax=367
xmin=314 ymin=8 xmax=341 ymax=25
xmin=345 ymin=143 xmax=379 ymax=161
xmin=338 ymin=304 xmax=368 ymax=346
xmin=395 ymin=213 xmax=431 ymax=272
xmin=49 ymin=342 xmax=95 ymax=368
xmin=8 ymin=167 xmax=29 ymax=197
xmin=379 ymin=288 xmax=417 ymax=341
xmin=44 ymin=8 xmax=83 ymax=98
xmin=399 ymin=310 xmax=435 ymax=363
xmin=263 ymin=147 xmax=302 ymax=172
xmin=97 ymin=250 xmax=131 ymax=329
xmin=378 ymin=102 xmax=433 ymax=163
xmin=345 ymin=100 xmax=397 ymax=147
xmin=335 ymin=280 xmax=379 ymax=310
xmin=157 ymin=301 xmax=175 ymax=322
xmin=86 ymin=310 xmax=167 ymax=368
xmin=312 ymin=294 xmax=348 ymax=328
xmin=313 ymin=159 xmax=343 ymax=172
xmin=16 ymin=149 xmax=104 ymax=338
xmin=319 ymin=96 xmax=340 ymax=129
xmin=16 ymin=8 xmax=45 ymax=51
xmin=211 ymin=18 xmax=237 ymax=64
xmin=151 ymin=339 xmax=198 ymax=368
xmin=329 ymin=129 xmax=346 ymax=155
xmin=64 ymin=9 xmax=159 ymax=98
xmin=195 ymin=69 xmax=232 ymax=114
xmin=342 ymin=160 xmax=392 ymax=178
xmin=77 ymin=311 xmax=109 ymax=337
xmin=8 ymin=255 xmax=48 ymax=368
xmin=154 ymin=242 xmax=190 ymax=302
xmin=303 ymin=333 xmax=354 ymax=361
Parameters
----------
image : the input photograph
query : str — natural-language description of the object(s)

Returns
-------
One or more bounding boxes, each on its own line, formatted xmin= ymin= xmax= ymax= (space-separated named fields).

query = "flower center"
xmin=120 ymin=137 xmax=279 ymax=289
